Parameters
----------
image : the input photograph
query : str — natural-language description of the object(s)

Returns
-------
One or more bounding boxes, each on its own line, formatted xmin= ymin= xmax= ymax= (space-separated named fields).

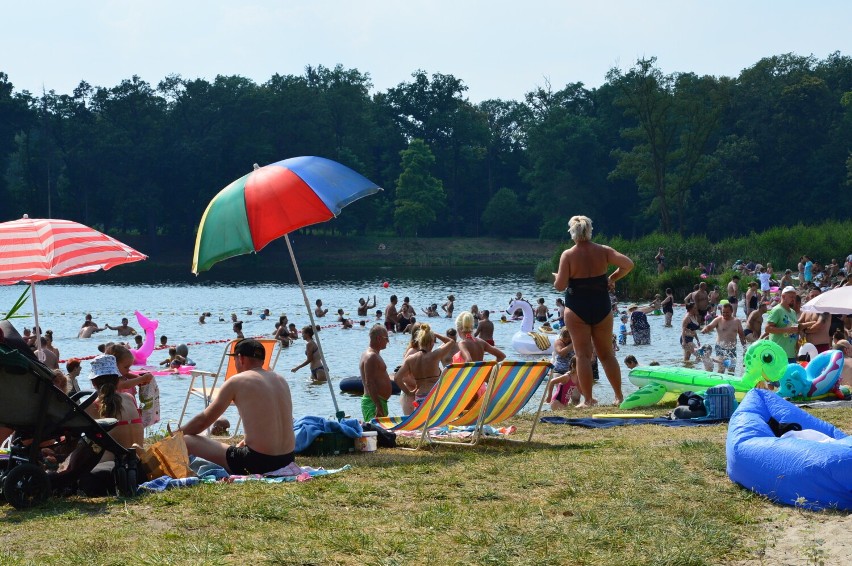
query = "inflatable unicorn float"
xmin=506 ymin=298 xmax=554 ymax=355
xmin=620 ymin=340 xmax=845 ymax=409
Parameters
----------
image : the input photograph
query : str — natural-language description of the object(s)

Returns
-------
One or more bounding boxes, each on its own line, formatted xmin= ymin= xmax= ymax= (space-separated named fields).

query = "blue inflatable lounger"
xmin=726 ymin=388 xmax=852 ymax=511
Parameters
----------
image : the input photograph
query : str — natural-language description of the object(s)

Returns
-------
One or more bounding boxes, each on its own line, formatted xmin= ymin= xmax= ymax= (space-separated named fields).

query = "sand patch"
xmin=735 ymin=509 xmax=852 ymax=565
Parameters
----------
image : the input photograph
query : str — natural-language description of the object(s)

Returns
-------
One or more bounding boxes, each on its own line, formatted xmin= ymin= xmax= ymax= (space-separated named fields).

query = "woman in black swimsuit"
xmin=553 ymin=215 xmax=634 ymax=407
xmin=681 ymin=302 xmax=702 ymax=362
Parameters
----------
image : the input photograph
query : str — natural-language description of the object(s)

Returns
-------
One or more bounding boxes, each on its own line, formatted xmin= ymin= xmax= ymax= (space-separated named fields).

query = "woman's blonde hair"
xmin=568 ymin=215 xmax=593 ymax=242
xmin=455 ymin=311 xmax=474 ymax=335
xmin=414 ymin=324 xmax=435 ymax=350
xmin=559 ymin=327 xmax=571 ymax=341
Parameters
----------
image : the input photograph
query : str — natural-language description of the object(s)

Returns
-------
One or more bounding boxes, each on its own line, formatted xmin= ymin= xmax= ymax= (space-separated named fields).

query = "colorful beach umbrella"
xmin=191 ymin=156 xmax=382 ymax=418
xmin=0 ymin=215 xmax=147 ymax=359
xmin=192 ymin=156 xmax=381 ymax=274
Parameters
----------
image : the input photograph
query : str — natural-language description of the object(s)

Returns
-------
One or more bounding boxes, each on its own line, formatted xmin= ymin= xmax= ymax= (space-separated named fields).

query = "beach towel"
xmin=293 ymin=416 xmax=363 ymax=453
xmin=540 ymin=416 xmax=729 ymax=428
xmin=137 ymin=463 xmax=352 ymax=492
xmin=394 ymin=424 xmax=516 ymax=439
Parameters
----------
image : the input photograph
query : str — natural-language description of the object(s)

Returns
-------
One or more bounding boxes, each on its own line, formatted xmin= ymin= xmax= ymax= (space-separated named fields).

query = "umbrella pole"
xmin=30 ymin=282 xmax=45 ymax=363
xmin=285 ymin=234 xmax=344 ymax=420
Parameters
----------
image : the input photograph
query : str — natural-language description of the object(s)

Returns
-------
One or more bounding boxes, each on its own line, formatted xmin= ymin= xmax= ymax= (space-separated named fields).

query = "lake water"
xmin=1 ymin=267 xmax=738 ymax=428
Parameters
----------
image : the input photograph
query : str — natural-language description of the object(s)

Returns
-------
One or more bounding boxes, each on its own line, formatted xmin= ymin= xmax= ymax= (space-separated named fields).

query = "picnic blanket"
xmin=540 ymin=416 xmax=729 ymax=428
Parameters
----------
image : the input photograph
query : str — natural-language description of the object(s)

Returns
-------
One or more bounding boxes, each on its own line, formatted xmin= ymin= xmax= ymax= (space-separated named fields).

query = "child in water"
xmin=618 ymin=314 xmax=629 ymax=345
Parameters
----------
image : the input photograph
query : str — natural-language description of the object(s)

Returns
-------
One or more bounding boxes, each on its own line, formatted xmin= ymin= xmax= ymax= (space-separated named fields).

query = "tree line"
xmin=1 ymin=54 xmax=851 ymax=256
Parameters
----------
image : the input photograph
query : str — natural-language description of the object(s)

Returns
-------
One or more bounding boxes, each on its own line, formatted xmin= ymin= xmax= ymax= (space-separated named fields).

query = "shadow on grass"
xmin=1 ymin=496 xmax=115 ymax=521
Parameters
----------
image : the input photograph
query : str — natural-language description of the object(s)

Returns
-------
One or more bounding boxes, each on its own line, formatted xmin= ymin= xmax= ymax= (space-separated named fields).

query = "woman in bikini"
xmin=452 ymin=311 xmax=505 ymax=364
xmin=395 ymin=322 xmax=422 ymax=415
xmin=553 ymin=215 xmax=634 ymax=407
xmin=681 ymin=302 xmax=702 ymax=362
xmin=292 ymin=326 xmax=326 ymax=382
xmin=395 ymin=323 xmax=458 ymax=409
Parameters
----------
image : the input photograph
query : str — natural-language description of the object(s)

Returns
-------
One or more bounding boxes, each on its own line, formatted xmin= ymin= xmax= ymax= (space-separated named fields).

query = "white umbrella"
xmin=0 ymin=215 xmax=147 ymax=360
xmin=801 ymin=286 xmax=852 ymax=315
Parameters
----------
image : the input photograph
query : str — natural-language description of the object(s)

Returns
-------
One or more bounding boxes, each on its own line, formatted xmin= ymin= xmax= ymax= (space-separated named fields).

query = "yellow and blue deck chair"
xmin=371 ymin=361 xmax=497 ymax=449
xmin=438 ymin=360 xmax=553 ymax=446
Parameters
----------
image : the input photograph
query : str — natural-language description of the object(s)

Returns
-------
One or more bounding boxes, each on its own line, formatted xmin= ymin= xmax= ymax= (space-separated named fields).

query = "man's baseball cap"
xmin=226 ymin=339 xmax=265 ymax=360
xmin=781 ymin=286 xmax=797 ymax=295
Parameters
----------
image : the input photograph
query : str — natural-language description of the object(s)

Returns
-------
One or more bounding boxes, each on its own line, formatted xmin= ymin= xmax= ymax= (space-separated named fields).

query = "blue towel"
xmin=138 ymin=475 xmax=202 ymax=492
xmin=540 ymin=416 xmax=728 ymax=428
xmin=293 ymin=416 xmax=363 ymax=453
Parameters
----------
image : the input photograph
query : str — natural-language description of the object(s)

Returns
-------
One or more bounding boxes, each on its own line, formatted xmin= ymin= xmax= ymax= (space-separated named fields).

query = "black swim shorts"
xmin=225 ymin=445 xmax=295 ymax=475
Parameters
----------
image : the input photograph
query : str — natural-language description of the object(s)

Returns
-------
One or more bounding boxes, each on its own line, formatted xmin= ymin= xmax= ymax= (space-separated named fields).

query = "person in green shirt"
xmin=765 ymin=286 xmax=800 ymax=363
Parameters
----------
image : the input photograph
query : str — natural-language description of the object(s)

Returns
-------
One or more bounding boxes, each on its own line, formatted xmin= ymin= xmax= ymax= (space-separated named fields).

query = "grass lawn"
xmin=3 ymin=406 xmax=851 ymax=565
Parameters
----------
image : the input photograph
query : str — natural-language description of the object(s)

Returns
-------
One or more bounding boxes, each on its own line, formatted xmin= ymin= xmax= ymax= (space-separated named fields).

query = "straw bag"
xmin=136 ymin=430 xmax=194 ymax=479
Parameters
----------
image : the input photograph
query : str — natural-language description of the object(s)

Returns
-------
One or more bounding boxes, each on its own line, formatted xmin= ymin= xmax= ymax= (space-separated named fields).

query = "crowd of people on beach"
xmin=4 ymin=216 xmax=852 ymax=489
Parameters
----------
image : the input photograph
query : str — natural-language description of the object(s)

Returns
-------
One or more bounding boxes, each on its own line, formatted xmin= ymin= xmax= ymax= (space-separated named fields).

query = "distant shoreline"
xmin=115 ymin=234 xmax=555 ymax=272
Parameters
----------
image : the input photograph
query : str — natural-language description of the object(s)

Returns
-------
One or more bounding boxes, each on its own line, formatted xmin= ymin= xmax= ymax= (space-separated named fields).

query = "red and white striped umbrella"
xmin=0 ymin=215 xmax=146 ymax=358
xmin=0 ymin=215 xmax=146 ymax=285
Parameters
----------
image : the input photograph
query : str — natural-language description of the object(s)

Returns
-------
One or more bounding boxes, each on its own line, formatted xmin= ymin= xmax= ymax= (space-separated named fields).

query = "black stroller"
xmin=0 ymin=324 xmax=141 ymax=509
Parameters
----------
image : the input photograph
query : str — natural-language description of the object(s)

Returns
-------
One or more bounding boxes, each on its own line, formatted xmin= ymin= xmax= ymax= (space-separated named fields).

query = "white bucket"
xmin=355 ymin=431 xmax=378 ymax=452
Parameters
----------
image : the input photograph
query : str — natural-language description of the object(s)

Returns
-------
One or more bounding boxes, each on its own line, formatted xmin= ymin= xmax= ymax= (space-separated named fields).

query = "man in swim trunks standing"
xmin=693 ymin=282 xmax=710 ymax=324
xmin=474 ymin=310 xmax=495 ymax=346
xmin=181 ymin=339 xmax=295 ymax=475
xmin=701 ymin=302 xmax=747 ymax=374
xmin=727 ymin=275 xmax=741 ymax=318
xmin=745 ymin=302 xmax=767 ymax=343
xmin=384 ymin=295 xmax=399 ymax=332
xmin=105 ymin=317 xmax=137 ymax=337
xmin=360 ymin=325 xmax=392 ymax=421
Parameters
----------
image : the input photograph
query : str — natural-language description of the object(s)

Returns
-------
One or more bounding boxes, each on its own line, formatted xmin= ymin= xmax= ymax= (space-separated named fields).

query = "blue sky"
xmin=3 ymin=1 xmax=851 ymax=103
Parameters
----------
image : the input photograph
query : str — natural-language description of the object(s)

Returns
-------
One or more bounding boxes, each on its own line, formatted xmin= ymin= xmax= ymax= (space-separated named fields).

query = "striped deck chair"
xmin=371 ymin=361 xmax=497 ymax=449
xmin=436 ymin=360 xmax=553 ymax=446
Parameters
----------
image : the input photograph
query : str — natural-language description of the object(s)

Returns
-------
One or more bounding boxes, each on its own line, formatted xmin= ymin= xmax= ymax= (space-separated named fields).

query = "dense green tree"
xmin=607 ymin=59 xmax=724 ymax=234
xmin=393 ymin=139 xmax=445 ymax=236
xmin=1 ymin=52 xmax=851 ymax=246
xmin=481 ymin=187 xmax=525 ymax=237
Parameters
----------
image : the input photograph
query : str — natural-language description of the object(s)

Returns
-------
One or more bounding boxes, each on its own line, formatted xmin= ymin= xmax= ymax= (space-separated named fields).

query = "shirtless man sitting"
xmin=180 ymin=339 xmax=295 ymax=475
xmin=360 ymin=325 xmax=392 ymax=420
xmin=105 ymin=317 xmax=137 ymax=337
xmin=701 ymin=303 xmax=747 ymax=374
xmin=473 ymin=310 xmax=495 ymax=345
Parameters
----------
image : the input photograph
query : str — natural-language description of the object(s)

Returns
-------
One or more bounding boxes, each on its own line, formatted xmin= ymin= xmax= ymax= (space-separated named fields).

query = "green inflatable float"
xmin=620 ymin=340 xmax=788 ymax=410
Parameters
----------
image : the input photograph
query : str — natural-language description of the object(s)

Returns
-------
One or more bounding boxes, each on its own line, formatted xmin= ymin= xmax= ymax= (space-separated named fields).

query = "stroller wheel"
xmin=114 ymin=456 xmax=140 ymax=497
xmin=4 ymin=463 xmax=51 ymax=509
